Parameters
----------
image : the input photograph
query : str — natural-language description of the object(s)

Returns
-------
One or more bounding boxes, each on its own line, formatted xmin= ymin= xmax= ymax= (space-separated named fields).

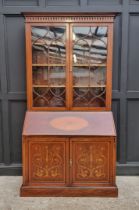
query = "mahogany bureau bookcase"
xmin=20 ymin=13 xmax=118 ymax=197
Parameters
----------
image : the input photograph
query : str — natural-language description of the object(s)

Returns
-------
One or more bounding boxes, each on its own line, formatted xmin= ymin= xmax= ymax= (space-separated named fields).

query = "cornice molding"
xmin=24 ymin=13 xmax=115 ymax=23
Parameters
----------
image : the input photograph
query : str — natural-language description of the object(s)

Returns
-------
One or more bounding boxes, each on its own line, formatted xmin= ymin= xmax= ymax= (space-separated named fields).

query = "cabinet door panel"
xmin=29 ymin=138 xmax=69 ymax=186
xmin=70 ymin=138 xmax=113 ymax=186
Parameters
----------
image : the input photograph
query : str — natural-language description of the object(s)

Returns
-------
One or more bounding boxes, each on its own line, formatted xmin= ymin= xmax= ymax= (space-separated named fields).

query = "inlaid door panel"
xmin=70 ymin=138 xmax=112 ymax=186
xmin=29 ymin=138 xmax=69 ymax=186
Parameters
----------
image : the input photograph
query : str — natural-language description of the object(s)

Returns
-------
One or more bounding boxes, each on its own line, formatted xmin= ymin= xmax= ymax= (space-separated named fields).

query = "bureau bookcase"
xmin=20 ymin=13 xmax=118 ymax=197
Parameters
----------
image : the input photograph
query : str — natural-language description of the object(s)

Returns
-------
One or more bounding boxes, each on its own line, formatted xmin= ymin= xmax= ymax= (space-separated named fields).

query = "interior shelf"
xmin=32 ymin=64 xmax=65 ymax=67
xmin=73 ymin=64 xmax=106 ymax=67
xmin=33 ymin=85 xmax=105 ymax=88
xmin=74 ymin=85 xmax=106 ymax=88
xmin=33 ymin=85 xmax=65 ymax=88
xmin=32 ymin=64 xmax=106 ymax=67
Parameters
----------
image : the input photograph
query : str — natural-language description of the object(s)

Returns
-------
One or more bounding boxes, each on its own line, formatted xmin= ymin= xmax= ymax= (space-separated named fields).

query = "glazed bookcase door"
xmin=28 ymin=138 xmax=69 ymax=186
xmin=70 ymin=138 xmax=114 ymax=186
xmin=26 ymin=23 xmax=69 ymax=110
xmin=25 ymin=20 xmax=113 ymax=111
xmin=70 ymin=24 xmax=113 ymax=110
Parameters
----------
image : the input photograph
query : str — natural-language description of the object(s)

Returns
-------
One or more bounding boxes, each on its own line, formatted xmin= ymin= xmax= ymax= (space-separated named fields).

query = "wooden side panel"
xmin=22 ymin=136 xmax=29 ymax=185
xmin=28 ymin=137 xmax=69 ymax=186
xmin=70 ymin=137 xmax=115 ymax=186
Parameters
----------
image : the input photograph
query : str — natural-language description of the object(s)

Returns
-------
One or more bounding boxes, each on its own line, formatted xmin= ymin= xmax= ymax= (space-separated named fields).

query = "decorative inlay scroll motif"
xmin=75 ymin=142 xmax=109 ymax=180
xmin=30 ymin=142 xmax=65 ymax=181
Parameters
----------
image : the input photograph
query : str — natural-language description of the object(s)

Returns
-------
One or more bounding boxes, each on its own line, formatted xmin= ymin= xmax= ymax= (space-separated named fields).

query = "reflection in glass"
xmin=33 ymin=66 xmax=65 ymax=86
xmin=33 ymin=87 xmax=65 ymax=107
xmin=33 ymin=67 xmax=48 ymax=85
xmin=73 ymin=87 xmax=105 ymax=107
xmin=72 ymin=26 xmax=107 ymax=107
xmin=31 ymin=26 xmax=66 ymax=107
xmin=73 ymin=66 xmax=105 ymax=87
xmin=32 ymin=26 xmax=66 ymax=64
xmin=49 ymin=66 xmax=65 ymax=87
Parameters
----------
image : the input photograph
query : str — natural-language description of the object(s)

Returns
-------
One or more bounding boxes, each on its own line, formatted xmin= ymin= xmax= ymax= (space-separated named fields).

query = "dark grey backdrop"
xmin=0 ymin=0 xmax=139 ymax=175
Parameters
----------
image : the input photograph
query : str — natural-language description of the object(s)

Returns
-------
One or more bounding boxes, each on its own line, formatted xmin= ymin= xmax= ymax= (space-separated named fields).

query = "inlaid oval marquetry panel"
xmin=50 ymin=116 xmax=89 ymax=131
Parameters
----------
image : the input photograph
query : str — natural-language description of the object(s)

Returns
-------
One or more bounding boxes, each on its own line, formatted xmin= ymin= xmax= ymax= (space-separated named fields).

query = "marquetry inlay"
xmin=50 ymin=116 xmax=89 ymax=131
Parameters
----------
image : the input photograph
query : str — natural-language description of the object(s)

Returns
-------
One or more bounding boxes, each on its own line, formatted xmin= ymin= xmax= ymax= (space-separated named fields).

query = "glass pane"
xmin=33 ymin=67 xmax=48 ymax=85
xmin=31 ymin=26 xmax=66 ymax=108
xmin=73 ymin=87 xmax=105 ymax=107
xmin=49 ymin=66 xmax=65 ymax=87
xmin=72 ymin=26 xmax=107 ymax=107
xmin=33 ymin=87 xmax=65 ymax=107
xmin=32 ymin=26 xmax=66 ymax=65
xmin=73 ymin=66 xmax=106 ymax=87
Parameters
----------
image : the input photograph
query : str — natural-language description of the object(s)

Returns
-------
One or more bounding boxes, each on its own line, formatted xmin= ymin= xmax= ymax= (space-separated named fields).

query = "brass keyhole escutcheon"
xmin=70 ymin=159 xmax=72 ymax=167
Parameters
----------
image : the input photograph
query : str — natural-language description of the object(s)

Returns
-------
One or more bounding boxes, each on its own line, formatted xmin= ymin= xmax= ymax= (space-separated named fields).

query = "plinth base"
xmin=20 ymin=185 xmax=118 ymax=197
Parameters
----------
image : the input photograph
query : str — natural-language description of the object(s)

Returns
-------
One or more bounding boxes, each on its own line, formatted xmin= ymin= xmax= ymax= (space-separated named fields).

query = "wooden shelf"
xmin=33 ymin=85 xmax=105 ymax=88
xmin=73 ymin=64 xmax=106 ymax=67
xmin=32 ymin=64 xmax=105 ymax=67
xmin=32 ymin=64 xmax=65 ymax=67
xmin=33 ymin=85 xmax=65 ymax=88
xmin=74 ymin=85 xmax=106 ymax=88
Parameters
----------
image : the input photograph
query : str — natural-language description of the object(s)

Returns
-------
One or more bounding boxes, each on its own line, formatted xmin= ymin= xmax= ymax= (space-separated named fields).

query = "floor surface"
xmin=0 ymin=176 xmax=139 ymax=210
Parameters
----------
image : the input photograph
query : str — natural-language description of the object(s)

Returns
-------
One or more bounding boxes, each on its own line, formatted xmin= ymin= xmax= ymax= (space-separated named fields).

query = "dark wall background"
xmin=0 ymin=0 xmax=139 ymax=175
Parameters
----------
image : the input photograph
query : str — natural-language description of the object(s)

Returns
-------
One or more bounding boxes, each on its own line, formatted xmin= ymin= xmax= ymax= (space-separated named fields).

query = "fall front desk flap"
xmin=22 ymin=111 xmax=116 ymax=137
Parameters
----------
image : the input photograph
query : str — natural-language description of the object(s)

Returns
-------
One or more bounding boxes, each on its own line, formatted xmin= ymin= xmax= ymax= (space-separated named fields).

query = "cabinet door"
xmin=27 ymin=23 xmax=69 ymax=110
xmin=70 ymin=24 xmax=112 ymax=110
xmin=70 ymin=137 xmax=114 ymax=186
xmin=28 ymin=137 xmax=69 ymax=186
